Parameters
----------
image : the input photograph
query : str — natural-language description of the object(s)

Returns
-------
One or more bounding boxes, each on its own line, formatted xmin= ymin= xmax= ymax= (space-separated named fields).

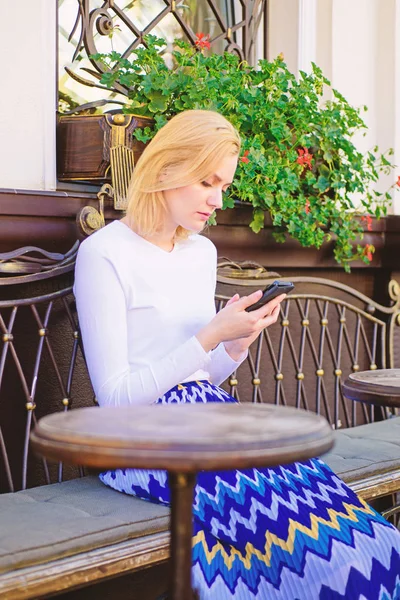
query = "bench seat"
xmin=2 ymin=418 xmax=400 ymax=599
xmin=1 ymin=419 xmax=400 ymax=598
xmin=0 ymin=476 xmax=170 ymax=599
xmin=325 ymin=416 xmax=400 ymax=500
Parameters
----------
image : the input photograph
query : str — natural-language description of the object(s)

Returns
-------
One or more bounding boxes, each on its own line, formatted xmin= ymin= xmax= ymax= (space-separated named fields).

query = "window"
xmin=58 ymin=0 xmax=268 ymax=112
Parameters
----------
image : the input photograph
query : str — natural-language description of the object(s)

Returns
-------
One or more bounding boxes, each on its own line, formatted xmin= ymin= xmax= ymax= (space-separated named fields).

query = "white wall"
xmin=331 ymin=0 xmax=378 ymax=154
xmin=331 ymin=0 xmax=398 ymax=205
xmin=268 ymin=0 xmax=299 ymax=74
xmin=0 ymin=0 xmax=57 ymax=190
xmin=316 ymin=0 xmax=332 ymax=86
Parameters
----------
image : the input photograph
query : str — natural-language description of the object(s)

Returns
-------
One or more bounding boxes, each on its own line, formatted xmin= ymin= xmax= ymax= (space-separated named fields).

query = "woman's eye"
xmin=201 ymin=181 xmax=212 ymax=188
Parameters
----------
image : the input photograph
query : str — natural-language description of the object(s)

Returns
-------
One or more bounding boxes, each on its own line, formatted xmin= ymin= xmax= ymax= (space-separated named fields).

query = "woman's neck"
xmin=121 ymin=217 xmax=176 ymax=252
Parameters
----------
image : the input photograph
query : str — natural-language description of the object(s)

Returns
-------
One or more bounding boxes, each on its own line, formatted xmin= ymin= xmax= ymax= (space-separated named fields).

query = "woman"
xmin=75 ymin=110 xmax=400 ymax=599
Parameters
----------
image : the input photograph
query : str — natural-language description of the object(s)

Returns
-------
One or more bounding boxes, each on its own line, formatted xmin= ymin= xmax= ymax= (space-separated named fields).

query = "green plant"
xmin=93 ymin=35 xmax=397 ymax=270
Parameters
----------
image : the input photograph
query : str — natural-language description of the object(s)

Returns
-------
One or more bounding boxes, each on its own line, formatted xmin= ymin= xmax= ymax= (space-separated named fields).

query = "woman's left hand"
xmin=223 ymin=293 xmax=282 ymax=361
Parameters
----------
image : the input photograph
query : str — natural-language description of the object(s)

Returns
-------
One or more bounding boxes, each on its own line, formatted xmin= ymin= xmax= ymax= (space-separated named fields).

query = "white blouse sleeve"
xmin=205 ymin=250 xmax=248 ymax=386
xmin=74 ymin=244 xmax=212 ymax=407
xmin=207 ymin=343 xmax=247 ymax=386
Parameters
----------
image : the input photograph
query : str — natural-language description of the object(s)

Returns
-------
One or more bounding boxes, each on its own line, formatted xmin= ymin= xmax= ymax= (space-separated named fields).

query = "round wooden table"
xmin=31 ymin=402 xmax=334 ymax=600
xmin=343 ymin=368 xmax=400 ymax=409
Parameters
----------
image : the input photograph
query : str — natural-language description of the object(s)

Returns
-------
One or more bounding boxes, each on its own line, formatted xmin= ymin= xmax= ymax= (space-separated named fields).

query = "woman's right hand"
xmin=196 ymin=290 xmax=285 ymax=353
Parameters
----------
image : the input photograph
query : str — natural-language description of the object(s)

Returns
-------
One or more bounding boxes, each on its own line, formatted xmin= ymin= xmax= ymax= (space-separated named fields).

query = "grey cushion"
xmin=324 ymin=416 xmax=400 ymax=482
xmin=0 ymin=475 xmax=169 ymax=574
xmin=2 ymin=418 xmax=399 ymax=575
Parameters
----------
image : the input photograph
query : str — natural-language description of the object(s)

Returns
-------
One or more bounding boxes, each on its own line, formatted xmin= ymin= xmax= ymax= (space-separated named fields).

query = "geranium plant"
xmin=92 ymin=34 xmax=397 ymax=270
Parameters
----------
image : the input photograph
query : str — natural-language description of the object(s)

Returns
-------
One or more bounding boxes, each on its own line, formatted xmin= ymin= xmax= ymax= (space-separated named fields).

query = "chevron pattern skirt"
xmin=100 ymin=381 xmax=400 ymax=599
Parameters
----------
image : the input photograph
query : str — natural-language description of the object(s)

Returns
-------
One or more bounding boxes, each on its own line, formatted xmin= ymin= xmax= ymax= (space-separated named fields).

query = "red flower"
xmin=361 ymin=214 xmax=373 ymax=232
xmin=305 ymin=199 xmax=311 ymax=214
xmin=240 ymin=150 xmax=250 ymax=164
xmin=362 ymin=244 xmax=374 ymax=262
xmin=396 ymin=175 xmax=400 ymax=187
xmin=296 ymin=147 xmax=313 ymax=170
xmin=195 ymin=32 xmax=211 ymax=50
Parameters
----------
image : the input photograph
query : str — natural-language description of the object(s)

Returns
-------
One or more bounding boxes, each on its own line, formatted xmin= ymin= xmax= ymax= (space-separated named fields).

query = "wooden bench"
xmin=0 ymin=248 xmax=400 ymax=599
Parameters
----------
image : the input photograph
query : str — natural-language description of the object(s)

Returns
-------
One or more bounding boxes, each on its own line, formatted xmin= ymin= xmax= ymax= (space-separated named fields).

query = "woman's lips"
xmin=197 ymin=212 xmax=212 ymax=220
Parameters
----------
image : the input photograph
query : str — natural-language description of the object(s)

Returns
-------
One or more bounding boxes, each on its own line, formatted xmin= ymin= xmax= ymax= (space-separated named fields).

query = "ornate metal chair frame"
xmin=216 ymin=266 xmax=400 ymax=430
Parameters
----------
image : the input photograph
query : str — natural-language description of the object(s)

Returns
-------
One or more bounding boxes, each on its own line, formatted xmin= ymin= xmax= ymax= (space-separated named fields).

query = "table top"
xmin=31 ymin=403 xmax=334 ymax=472
xmin=343 ymin=368 xmax=400 ymax=408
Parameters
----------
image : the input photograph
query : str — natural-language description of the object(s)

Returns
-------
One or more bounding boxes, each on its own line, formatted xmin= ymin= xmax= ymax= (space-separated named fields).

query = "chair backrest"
xmin=2 ymin=245 xmax=399 ymax=491
xmin=216 ymin=264 xmax=400 ymax=430
xmin=0 ymin=245 xmax=93 ymax=493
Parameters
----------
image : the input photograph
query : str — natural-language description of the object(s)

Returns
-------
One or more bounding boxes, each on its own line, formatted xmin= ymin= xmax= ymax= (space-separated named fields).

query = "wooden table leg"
xmin=168 ymin=471 xmax=198 ymax=600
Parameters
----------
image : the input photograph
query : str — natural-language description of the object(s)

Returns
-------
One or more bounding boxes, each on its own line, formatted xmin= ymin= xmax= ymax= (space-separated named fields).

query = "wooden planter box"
xmin=56 ymin=113 xmax=152 ymax=182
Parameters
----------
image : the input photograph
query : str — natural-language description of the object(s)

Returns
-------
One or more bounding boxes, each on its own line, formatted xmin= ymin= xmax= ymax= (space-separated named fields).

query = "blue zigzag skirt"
xmin=100 ymin=381 xmax=400 ymax=599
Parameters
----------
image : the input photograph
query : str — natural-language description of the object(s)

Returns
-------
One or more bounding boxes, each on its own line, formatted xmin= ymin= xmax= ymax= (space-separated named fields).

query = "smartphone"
xmin=245 ymin=281 xmax=294 ymax=312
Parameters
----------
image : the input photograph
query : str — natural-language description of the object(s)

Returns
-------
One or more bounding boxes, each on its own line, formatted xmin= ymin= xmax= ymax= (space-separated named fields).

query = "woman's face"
xmin=162 ymin=153 xmax=238 ymax=234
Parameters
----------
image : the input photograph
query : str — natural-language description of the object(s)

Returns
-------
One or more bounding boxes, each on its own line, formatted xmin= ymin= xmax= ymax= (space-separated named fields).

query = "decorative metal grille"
xmin=60 ymin=0 xmax=268 ymax=106
xmin=216 ymin=271 xmax=400 ymax=430
xmin=0 ymin=247 xmax=90 ymax=493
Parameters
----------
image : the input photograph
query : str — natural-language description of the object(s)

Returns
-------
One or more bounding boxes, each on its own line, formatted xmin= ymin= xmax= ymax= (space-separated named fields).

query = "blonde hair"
xmin=125 ymin=110 xmax=241 ymax=240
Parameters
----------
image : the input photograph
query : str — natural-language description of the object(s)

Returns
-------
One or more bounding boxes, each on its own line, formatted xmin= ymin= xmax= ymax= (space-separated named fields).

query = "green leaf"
xmin=319 ymin=164 xmax=330 ymax=178
xmin=315 ymin=176 xmax=330 ymax=192
xmin=148 ymin=93 xmax=168 ymax=113
xmin=249 ymin=209 xmax=265 ymax=233
xmin=222 ymin=195 xmax=235 ymax=209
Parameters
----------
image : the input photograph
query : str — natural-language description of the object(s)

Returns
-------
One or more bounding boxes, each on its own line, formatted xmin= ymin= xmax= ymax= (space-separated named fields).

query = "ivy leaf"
xmin=272 ymin=231 xmax=286 ymax=243
xmin=319 ymin=164 xmax=330 ymax=178
xmin=222 ymin=195 xmax=235 ymax=209
xmin=148 ymin=92 xmax=168 ymax=113
xmin=133 ymin=127 xmax=153 ymax=143
xmin=315 ymin=176 xmax=330 ymax=192
xmin=249 ymin=209 xmax=265 ymax=233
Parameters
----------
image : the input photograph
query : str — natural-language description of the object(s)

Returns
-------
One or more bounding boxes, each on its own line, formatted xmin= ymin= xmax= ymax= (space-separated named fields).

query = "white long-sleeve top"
xmin=74 ymin=220 xmax=246 ymax=407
